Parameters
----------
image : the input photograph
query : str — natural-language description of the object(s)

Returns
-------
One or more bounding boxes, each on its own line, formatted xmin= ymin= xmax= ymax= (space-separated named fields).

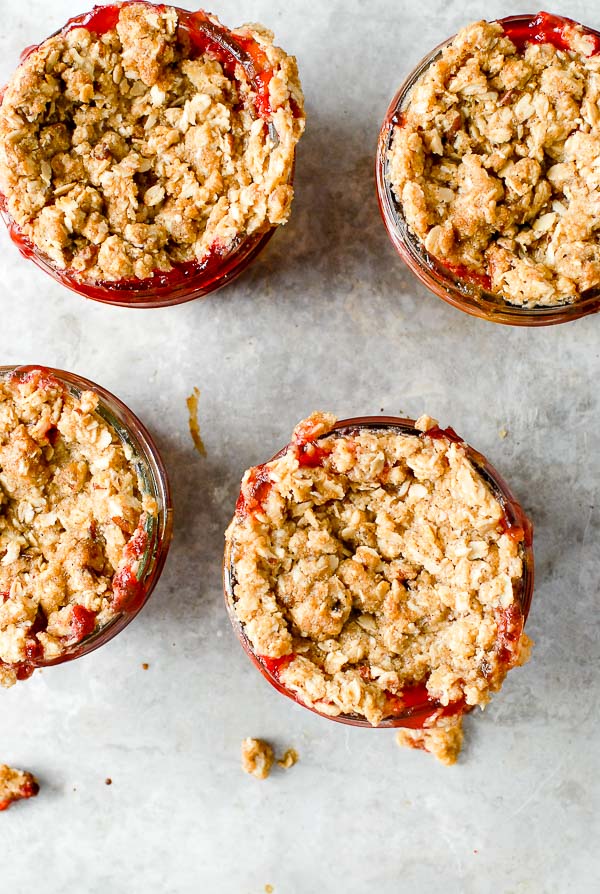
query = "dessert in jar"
xmin=0 ymin=1 xmax=305 ymax=307
xmin=0 ymin=366 xmax=172 ymax=687
xmin=377 ymin=12 xmax=600 ymax=325
xmin=224 ymin=413 xmax=534 ymax=764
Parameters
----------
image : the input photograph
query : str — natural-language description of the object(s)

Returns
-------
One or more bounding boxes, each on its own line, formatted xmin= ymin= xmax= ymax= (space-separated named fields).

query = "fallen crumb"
xmin=105 ymin=778 xmax=112 ymax=786
xmin=499 ymin=428 xmax=508 ymax=439
xmin=396 ymin=716 xmax=464 ymax=766
xmin=276 ymin=748 xmax=299 ymax=770
xmin=186 ymin=387 xmax=207 ymax=457
xmin=141 ymin=663 xmax=149 ymax=670
xmin=0 ymin=764 xmax=39 ymax=811
xmin=241 ymin=738 xmax=274 ymax=780
xmin=265 ymin=886 xmax=274 ymax=894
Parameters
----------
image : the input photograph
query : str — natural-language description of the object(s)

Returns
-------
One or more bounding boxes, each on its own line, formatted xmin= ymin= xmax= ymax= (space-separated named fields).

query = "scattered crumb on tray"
xmin=396 ymin=715 xmax=464 ymax=766
xmin=142 ymin=662 xmax=150 ymax=670
xmin=105 ymin=777 xmax=112 ymax=786
xmin=0 ymin=763 xmax=39 ymax=811
xmin=186 ymin=387 xmax=207 ymax=457
xmin=499 ymin=428 xmax=508 ymax=439
xmin=241 ymin=737 xmax=274 ymax=780
xmin=241 ymin=739 xmax=299 ymax=779
xmin=276 ymin=748 xmax=298 ymax=769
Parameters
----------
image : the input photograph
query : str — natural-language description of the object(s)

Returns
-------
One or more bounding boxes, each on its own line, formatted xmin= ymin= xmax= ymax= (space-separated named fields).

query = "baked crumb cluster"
xmin=0 ymin=1 xmax=305 ymax=283
xmin=0 ymin=370 xmax=156 ymax=687
xmin=240 ymin=738 xmax=299 ymax=779
xmin=0 ymin=763 xmax=39 ymax=811
xmin=241 ymin=737 xmax=274 ymax=780
xmin=396 ymin=715 xmax=464 ymax=766
xmin=226 ymin=413 xmax=531 ymax=746
xmin=388 ymin=18 xmax=600 ymax=307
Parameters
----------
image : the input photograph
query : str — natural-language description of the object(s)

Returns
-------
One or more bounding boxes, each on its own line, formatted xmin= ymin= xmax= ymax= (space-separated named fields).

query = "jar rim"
xmin=223 ymin=415 xmax=534 ymax=728
xmin=376 ymin=12 xmax=600 ymax=327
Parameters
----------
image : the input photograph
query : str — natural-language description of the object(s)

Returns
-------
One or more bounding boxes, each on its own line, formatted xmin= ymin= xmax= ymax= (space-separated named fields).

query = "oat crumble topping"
xmin=226 ymin=413 xmax=531 ymax=729
xmin=0 ymin=764 xmax=39 ymax=811
xmin=276 ymin=747 xmax=298 ymax=769
xmin=388 ymin=17 xmax=600 ymax=307
xmin=0 ymin=369 xmax=157 ymax=687
xmin=0 ymin=2 xmax=305 ymax=283
xmin=241 ymin=737 xmax=274 ymax=780
xmin=396 ymin=715 xmax=464 ymax=766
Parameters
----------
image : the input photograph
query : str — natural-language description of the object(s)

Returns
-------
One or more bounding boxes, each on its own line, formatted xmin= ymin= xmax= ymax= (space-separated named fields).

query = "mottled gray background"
xmin=1 ymin=1 xmax=599 ymax=891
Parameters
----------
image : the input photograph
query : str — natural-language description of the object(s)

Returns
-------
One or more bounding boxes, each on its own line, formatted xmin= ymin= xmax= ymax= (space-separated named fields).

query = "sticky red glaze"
xmin=295 ymin=442 xmax=331 ymax=468
xmin=112 ymin=565 xmax=145 ymax=613
xmin=0 ymin=779 xmax=39 ymax=812
xmin=502 ymin=11 xmax=600 ymax=56
xmin=259 ymin=654 xmax=295 ymax=679
xmin=124 ymin=523 xmax=148 ymax=561
xmin=1 ymin=591 xmax=8 ymax=604
xmin=24 ymin=638 xmax=43 ymax=662
xmin=499 ymin=515 xmax=526 ymax=544
xmin=70 ymin=605 xmax=97 ymax=642
xmin=64 ymin=4 xmax=122 ymax=35
xmin=235 ymin=463 xmax=273 ymax=517
xmin=495 ymin=603 xmax=524 ymax=666
xmin=424 ymin=425 xmax=464 ymax=445
xmin=443 ymin=262 xmax=492 ymax=292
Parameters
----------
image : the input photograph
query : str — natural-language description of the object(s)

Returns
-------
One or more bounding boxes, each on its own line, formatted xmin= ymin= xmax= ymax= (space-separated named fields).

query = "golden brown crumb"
xmin=276 ymin=748 xmax=298 ymax=769
xmin=265 ymin=886 xmax=274 ymax=894
xmin=0 ymin=3 xmax=305 ymax=283
xmin=141 ymin=662 xmax=150 ymax=670
xmin=241 ymin=737 xmax=274 ymax=780
xmin=396 ymin=716 xmax=464 ymax=766
xmin=499 ymin=428 xmax=508 ymax=440
xmin=0 ymin=368 xmax=157 ymax=687
xmin=0 ymin=764 xmax=39 ymax=811
xmin=388 ymin=18 xmax=600 ymax=307
xmin=105 ymin=778 xmax=112 ymax=786
xmin=186 ymin=387 xmax=206 ymax=457
xmin=226 ymin=413 xmax=530 ymax=726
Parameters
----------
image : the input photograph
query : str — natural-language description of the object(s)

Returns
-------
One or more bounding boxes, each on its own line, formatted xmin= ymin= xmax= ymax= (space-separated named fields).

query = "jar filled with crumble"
xmin=377 ymin=12 xmax=600 ymax=326
xmin=224 ymin=414 xmax=534 ymax=763
xmin=0 ymin=2 xmax=305 ymax=307
xmin=0 ymin=365 xmax=172 ymax=686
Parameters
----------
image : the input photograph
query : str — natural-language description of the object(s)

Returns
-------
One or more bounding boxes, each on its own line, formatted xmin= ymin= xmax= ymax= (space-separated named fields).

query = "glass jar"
xmin=0 ymin=2 xmax=299 ymax=308
xmin=0 ymin=365 xmax=173 ymax=680
xmin=223 ymin=416 xmax=534 ymax=729
xmin=376 ymin=13 xmax=600 ymax=327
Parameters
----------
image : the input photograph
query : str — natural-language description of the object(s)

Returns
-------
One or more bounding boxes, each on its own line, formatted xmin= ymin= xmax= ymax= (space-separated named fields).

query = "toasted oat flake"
xmin=0 ymin=369 xmax=156 ymax=686
xmin=388 ymin=17 xmax=600 ymax=307
xmin=226 ymin=413 xmax=531 ymax=728
xmin=0 ymin=764 xmax=39 ymax=811
xmin=276 ymin=748 xmax=298 ymax=769
xmin=0 ymin=2 xmax=305 ymax=283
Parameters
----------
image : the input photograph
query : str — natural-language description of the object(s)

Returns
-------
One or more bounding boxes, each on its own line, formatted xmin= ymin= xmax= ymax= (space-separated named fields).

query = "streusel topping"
xmin=388 ymin=16 xmax=600 ymax=307
xmin=226 ymin=413 xmax=531 ymax=729
xmin=0 ymin=764 xmax=39 ymax=811
xmin=0 ymin=369 xmax=156 ymax=687
xmin=0 ymin=2 xmax=305 ymax=282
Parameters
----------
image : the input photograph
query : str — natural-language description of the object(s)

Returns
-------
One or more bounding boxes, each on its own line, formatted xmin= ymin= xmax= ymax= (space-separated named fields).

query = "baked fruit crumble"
xmin=0 ymin=764 xmax=39 ymax=811
xmin=388 ymin=13 xmax=600 ymax=308
xmin=0 ymin=1 xmax=305 ymax=284
xmin=0 ymin=368 xmax=157 ymax=687
xmin=225 ymin=413 xmax=532 ymax=762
